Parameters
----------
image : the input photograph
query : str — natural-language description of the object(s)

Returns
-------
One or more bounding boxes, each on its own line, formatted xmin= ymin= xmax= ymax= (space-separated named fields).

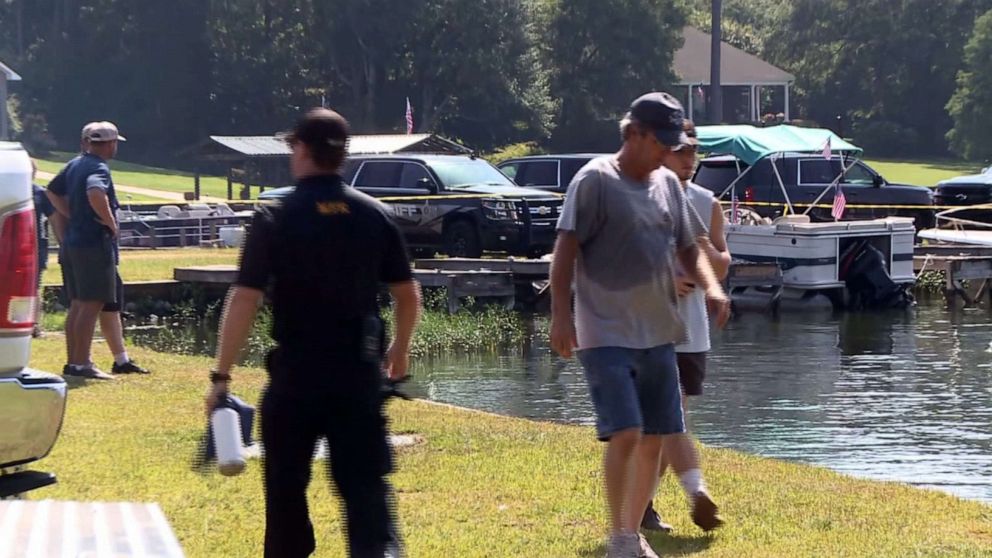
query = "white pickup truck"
xmin=0 ymin=142 xmax=67 ymax=497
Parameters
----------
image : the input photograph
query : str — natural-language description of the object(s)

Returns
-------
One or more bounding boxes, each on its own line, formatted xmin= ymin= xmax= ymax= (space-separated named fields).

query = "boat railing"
xmin=934 ymin=204 xmax=992 ymax=230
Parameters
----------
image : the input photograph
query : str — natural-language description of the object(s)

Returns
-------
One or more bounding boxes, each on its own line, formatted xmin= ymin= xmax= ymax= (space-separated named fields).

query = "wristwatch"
xmin=209 ymin=370 xmax=232 ymax=384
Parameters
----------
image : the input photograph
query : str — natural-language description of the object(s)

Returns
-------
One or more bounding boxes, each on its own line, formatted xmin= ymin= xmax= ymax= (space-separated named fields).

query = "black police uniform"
xmin=236 ymin=174 xmax=413 ymax=557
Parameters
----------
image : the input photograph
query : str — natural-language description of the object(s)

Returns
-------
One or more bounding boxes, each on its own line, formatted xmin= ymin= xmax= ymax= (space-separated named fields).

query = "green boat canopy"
xmin=696 ymin=124 xmax=862 ymax=166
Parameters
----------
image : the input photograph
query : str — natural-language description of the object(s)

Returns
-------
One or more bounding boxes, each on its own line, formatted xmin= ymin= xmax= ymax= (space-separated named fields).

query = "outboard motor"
xmin=839 ymin=240 xmax=914 ymax=310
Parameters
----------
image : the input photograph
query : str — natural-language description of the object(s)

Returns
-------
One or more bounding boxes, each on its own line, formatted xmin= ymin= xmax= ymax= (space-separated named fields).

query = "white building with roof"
xmin=674 ymin=27 xmax=794 ymax=124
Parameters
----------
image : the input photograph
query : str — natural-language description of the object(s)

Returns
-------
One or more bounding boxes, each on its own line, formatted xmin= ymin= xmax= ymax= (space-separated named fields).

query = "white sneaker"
xmin=605 ymin=532 xmax=640 ymax=558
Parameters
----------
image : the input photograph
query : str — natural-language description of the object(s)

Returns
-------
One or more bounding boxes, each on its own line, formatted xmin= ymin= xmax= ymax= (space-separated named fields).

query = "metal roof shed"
xmin=674 ymin=27 xmax=795 ymax=124
xmin=0 ymin=61 xmax=22 ymax=140
xmin=192 ymin=133 xmax=470 ymax=199
xmin=203 ymin=133 xmax=470 ymax=160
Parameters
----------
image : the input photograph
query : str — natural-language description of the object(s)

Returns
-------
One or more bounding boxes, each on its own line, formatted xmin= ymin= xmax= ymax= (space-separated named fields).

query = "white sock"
xmin=114 ymin=352 xmax=129 ymax=366
xmin=70 ymin=364 xmax=85 ymax=371
xmin=678 ymin=468 xmax=706 ymax=497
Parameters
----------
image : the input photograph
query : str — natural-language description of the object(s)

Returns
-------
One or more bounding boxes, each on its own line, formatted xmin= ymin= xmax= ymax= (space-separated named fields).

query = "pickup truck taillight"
xmin=0 ymin=208 xmax=37 ymax=331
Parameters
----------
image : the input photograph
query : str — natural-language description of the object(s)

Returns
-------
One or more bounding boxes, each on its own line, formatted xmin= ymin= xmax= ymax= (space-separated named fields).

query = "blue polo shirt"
xmin=62 ymin=153 xmax=119 ymax=249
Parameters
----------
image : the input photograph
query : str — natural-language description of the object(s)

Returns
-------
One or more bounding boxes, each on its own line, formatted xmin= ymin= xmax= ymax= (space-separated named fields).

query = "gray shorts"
xmin=62 ymin=242 xmax=116 ymax=303
xmin=577 ymin=344 xmax=685 ymax=441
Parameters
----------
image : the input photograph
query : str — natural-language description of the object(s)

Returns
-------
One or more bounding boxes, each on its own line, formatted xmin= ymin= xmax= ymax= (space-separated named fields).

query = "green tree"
xmin=540 ymin=0 xmax=688 ymax=151
xmin=765 ymin=0 xmax=992 ymax=156
xmin=401 ymin=0 xmax=554 ymax=146
xmin=947 ymin=9 xmax=992 ymax=161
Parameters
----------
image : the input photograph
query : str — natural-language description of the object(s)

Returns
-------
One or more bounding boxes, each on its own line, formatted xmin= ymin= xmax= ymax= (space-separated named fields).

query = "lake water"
xmin=404 ymin=304 xmax=992 ymax=503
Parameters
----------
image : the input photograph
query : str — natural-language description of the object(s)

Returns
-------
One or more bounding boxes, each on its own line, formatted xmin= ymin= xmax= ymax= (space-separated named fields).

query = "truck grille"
xmin=526 ymin=199 xmax=563 ymax=222
xmin=935 ymin=185 xmax=992 ymax=206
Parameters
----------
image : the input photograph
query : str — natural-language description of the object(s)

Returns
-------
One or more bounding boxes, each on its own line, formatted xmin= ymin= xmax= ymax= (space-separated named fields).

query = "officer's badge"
xmin=316 ymin=201 xmax=350 ymax=215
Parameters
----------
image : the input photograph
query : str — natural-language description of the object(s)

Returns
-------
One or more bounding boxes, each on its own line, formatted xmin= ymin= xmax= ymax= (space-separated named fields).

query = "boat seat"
xmin=116 ymin=209 xmax=139 ymax=222
xmin=214 ymin=203 xmax=236 ymax=217
xmin=773 ymin=215 xmax=811 ymax=225
xmin=157 ymin=205 xmax=182 ymax=219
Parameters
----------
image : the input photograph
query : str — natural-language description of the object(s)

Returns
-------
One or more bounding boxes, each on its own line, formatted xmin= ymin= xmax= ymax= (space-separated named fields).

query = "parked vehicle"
xmin=496 ymin=154 xmax=605 ymax=193
xmin=694 ymin=125 xmax=935 ymax=230
xmin=260 ymin=154 xmax=564 ymax=258
xmin=928 ymin=167 xmax=992 ymax=227
xmin=0 ymin=142 xmax=67 ymax=498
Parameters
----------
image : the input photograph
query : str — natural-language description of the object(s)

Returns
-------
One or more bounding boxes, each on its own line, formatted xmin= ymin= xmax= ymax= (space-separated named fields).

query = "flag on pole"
xmin=405 ymin=97 xmax=414 ymax=135
xmin=822 ymin=136 xmax=832 ymax=160
xmin=832 ymin=183 xmax=846 ymax=220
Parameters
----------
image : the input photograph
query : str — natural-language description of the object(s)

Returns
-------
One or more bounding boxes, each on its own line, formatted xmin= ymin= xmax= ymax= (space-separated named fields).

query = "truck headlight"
xmin=482 ymin=200 xmax=519 ymax=221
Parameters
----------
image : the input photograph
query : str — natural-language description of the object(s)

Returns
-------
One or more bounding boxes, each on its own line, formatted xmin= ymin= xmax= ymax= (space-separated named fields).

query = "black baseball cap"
xmin=629 ymin=92 xmax=688 ymax=147
xmin=283 ymin=108 xmax=349 ymax=150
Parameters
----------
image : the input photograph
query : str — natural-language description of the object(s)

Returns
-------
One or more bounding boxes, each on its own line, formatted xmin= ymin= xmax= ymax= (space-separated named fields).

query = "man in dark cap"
xmin=205 ymin=107 xmax=422 ymax=558
xmin=550 ymin=93 xmax=729 ymax=558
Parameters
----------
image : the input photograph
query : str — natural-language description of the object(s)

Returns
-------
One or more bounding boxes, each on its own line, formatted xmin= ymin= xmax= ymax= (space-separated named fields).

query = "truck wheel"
xmin=442 ymin=220 xmax=482 ymax=258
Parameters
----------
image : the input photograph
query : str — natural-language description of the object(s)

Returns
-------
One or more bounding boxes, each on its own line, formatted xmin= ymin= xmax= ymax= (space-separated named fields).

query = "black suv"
xmin=693 ymin=154 xmax=935 ymax=228
xmin=260 ymin=154 xmax=563 ymax=258
xmin=497 ymin=154 xmax=606 ymax=193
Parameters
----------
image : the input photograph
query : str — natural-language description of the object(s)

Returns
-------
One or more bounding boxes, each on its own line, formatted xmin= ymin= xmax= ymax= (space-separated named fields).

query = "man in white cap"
xmin=46 ymin=123 xmax=149 ymax=377
xmin=53 ymin=121 xmax=126 ymax=379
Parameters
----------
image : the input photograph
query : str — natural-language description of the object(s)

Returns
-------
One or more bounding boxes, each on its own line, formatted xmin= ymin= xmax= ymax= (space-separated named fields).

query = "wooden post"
xmin=227 ymin=168 xmax=233 ymax=200
xmin=179 ymin=227 xmax=187 ymax=248
xmin=194 ymin=172 xmax=201 ymax=201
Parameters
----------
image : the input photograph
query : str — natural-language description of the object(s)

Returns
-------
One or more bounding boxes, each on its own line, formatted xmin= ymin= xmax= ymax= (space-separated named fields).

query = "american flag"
xmin=822 ymin=136 xmax=832 ymax=160
xmin=832 ymin=184 xmax=846 ymax=220
xmin=405 ymin=97 xmax=414 ymax=134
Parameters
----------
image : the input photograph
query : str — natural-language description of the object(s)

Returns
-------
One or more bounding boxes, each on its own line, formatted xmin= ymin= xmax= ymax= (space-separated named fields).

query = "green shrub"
xmin=485 ymin=141 xmax=546 ymax=165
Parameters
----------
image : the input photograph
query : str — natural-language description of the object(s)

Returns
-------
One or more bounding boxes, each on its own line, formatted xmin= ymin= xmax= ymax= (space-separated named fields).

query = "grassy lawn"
xmin=26 ymin=339 xmax=992 ymax=557
xmin=865 ymin=158 xmax=982 ymax=187
xmin=35 ymin=152 xmax=239 ymax=200
xmin=41 ymin=247 xmax=240 ymax=285
xmin=33 ymin=170 xmax=174 ymax=202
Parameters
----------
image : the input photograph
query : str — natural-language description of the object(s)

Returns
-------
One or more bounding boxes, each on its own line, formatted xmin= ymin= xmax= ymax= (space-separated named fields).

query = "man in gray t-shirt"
xmin=550 ymin=93 xmax=729 ymax=558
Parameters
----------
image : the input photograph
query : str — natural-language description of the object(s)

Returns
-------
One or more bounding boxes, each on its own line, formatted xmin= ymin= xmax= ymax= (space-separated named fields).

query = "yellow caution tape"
xmin=718 ymin=200 xmax=959 ymax=210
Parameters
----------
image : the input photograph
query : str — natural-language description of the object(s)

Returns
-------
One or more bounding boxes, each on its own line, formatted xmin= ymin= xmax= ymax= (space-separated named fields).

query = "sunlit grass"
xmin=865 ymin=158 xmax=981 ymax=188
xmin=35 ymin=152 xmax=238 ymax=199
xmin=27 ymin=338 xmax=992 ymax=557
xmin=40 ymin=247 xmax=240 ymax=285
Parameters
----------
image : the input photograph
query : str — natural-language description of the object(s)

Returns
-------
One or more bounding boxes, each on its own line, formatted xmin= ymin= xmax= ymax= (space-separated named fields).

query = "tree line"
xmin=2 ymin=0 xmax=991 ymax=165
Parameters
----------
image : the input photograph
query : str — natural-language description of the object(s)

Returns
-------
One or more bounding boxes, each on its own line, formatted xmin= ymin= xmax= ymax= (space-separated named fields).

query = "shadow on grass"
xmin=61 ymin=375 xmax=114 ymax=391
xmin=578 ymin=532 xmax=715 ymax=557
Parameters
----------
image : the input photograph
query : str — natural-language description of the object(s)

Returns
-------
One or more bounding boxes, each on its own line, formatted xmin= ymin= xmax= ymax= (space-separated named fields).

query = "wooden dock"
xmin=172 ymin=258 xmax=788 ymax=314
xmin=174 ymin=264 xmax=516 ymax=313
xmin=912 ymin=244 xmax=992 ymax=307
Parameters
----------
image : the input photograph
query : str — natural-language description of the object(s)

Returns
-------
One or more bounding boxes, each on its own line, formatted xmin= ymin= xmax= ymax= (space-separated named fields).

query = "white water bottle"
xmin=211 ymin=407 xmax=246 ymax=476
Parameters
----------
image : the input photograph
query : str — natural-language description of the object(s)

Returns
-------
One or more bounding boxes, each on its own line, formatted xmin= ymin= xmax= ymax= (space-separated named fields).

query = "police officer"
xmin=205 ymin=108 xmax=422 ymax=558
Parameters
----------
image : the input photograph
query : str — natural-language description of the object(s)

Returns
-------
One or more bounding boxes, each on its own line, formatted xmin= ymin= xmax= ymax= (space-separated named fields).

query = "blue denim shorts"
xmin=577 ymin=344 xmax=685 ymax=441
